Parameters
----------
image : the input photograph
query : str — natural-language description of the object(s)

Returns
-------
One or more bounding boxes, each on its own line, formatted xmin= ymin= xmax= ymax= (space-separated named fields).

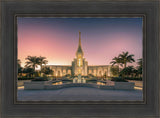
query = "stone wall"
xmin=114 ymin=82 xmax=135 ymax=90
xmin=44 ymin=65 xmax=72 ymax=77
xmin=88 ymin=65 xmax=112 ymax=77
xmin=44 ymin=64 xmax=113 ymax=77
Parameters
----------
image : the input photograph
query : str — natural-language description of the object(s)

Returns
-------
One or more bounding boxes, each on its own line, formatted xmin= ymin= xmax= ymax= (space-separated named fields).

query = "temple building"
xmin=44 ymin=32 xmax=112 ymax=77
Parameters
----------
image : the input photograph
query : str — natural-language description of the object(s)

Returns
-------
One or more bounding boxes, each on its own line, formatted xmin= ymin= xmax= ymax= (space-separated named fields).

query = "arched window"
xmin=52 ymin=71 xmax=54 ymax=76
xmin=63 ymin=70 xmax=66 ymax=74
xmin=105 ymin=71 xmax=107 ymax=75
xmin=94 ymin=70 xmax=96 ymax=76
xmin=68 ymin=70 xmax=71 ymax=74
xmin=99 ymin=71 xmax=102 ymax=76
xmin=58 ymin=71 xmax=60 ymax=76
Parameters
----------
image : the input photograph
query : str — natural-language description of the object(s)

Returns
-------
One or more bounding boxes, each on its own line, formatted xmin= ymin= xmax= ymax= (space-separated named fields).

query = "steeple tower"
xmin=79 ymin=31 xmax=82 ymax=47
xmin=76 ymin=31 xmax=84 ymax=57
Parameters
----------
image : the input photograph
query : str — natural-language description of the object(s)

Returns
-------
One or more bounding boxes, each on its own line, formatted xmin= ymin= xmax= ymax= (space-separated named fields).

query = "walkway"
xmin=17 ymin=87 xmax=143 ymax=101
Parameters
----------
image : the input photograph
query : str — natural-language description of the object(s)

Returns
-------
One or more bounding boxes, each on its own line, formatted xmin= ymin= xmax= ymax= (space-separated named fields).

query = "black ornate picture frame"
xmin=1 ymin=0 xmax=160 ymax=117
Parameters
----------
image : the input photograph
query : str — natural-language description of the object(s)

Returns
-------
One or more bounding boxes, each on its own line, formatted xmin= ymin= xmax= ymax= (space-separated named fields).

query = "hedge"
xmin=18 ymin=77 xmax=34 ymax=80
xmin=111 ymin=77 xmax=128 ymax=82
xmin=124 ymin=77 xmax=142 ymax=81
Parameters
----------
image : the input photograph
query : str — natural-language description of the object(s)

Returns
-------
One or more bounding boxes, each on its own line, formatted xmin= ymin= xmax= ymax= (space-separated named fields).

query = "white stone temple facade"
xmin=44 ymin=32 xmax=112 ymax=77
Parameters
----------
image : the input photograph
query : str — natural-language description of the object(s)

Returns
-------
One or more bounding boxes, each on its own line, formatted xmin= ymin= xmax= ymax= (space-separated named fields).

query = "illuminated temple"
xmin=44 ymin=32 xmax=112 ymax=77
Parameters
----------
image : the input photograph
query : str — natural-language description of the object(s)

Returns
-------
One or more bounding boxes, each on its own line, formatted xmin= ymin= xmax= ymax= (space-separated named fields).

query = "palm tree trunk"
xmin=40 ymin=64 xmax=42 ymax=77
xmin=118 ymin=64 xmax=120 ymax=72
xmin=118 ymin=64 xmax=120 ymax=77
xmin=33 ymin=65 xmax=36 ymax=77
xmin=124 ymin=63 xmax=127 ymax=68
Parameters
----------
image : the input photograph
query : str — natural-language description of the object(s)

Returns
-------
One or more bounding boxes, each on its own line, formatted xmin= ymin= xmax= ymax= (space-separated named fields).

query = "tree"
xmin=17 ymin=59 xmax=23 ymax=77
xmin=120 ymin=66 xmax=134 ymax=78
xmin=41 ymin=67 xmax=53 ymax=76
xmin=25 ymin=56 xmax=40 ymax=72
xmin=137 ymin=58 xmax=142 ymax=77
xmin=23 ymin=67 xmax=34 ymax=78
xmin=110 ymin=57 xmax=122 ymax=72
xmin=38 ymin=56 xmax=48 ymax=75
xmin=110 ymin=66 xmax=119 ymax=77
xmin=132 ymin=68 xmax=139 ymax=78
xmin=18 ymin=59 xmax=21 ymax=69
xmin=118 ymin=51 xmax=135 ymax=68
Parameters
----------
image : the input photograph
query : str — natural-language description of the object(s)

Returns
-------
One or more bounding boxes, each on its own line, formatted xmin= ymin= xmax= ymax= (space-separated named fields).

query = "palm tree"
xmin=25 ymin=56 xmax=40 ymax=73
xmin=118 ymin=51 xmax=135 ymax=68
xmin=41 ymin=67 xmax=53 ymax=77
xmin=17 ymin=59 xmax=21 ymax=69
xmin=110 ymin=66 xmax=119 ymax=77
xmin=23 ymin=66 xmax=34 ymax=78
xmin=120 ymin=66 xmax=134 ymax=77
xmin=137 ymin=58 xmax=142 ymax=67
xmin=137 ymin=58 xmax=142 ymax=77
xmin=110 ymin=56 xmax=122 ymax=72
xmin=38 ymin=56 xmax=48 ymax=75
xmin=17 ymin=59 xmax=23 ymax=77
xmin=132 ymin=68 xmax=139 ymax=78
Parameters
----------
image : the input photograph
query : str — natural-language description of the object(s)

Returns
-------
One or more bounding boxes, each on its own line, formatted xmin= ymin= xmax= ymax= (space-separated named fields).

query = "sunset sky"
xmin=17 ymin=17 xmax=143 ymax=67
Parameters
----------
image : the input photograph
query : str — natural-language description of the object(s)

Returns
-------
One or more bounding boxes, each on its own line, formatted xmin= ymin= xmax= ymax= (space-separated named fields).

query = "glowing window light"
xmin=78 ymin=59 xmax=81 ymax=66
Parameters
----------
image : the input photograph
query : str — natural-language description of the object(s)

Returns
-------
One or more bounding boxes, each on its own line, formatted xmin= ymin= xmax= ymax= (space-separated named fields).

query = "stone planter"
xmin=24 ymin=81 xmax=52 ymax=90
xmin=114 ymin=82 xmax=135 ymax=90
xmin=99 ymin=85 xmax=114 ymax=90
xmin=17 ymin=80 xmax=31 ymax=87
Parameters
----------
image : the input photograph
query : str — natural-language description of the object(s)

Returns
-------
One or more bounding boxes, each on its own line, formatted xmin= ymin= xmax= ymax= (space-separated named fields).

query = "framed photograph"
xmin=16 ymin=14 xmax=144 ymax=103
xmin=1 ymin=0 xmax=160 ymax=118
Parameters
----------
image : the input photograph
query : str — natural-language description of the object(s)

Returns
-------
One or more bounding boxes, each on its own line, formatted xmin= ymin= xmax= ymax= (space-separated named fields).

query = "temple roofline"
xmin=88 ymin=65 xmax=111 ymax=67
xmin=44 ymin=65 xmax=72 ymax=67
xmin=45 ymin=65 xmax=112 ymax=67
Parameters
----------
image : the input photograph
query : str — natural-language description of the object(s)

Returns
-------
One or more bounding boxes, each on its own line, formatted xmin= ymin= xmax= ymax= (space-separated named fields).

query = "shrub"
xmin=111 ymin=77 xmax=128 ymax=82
xmin=71 ymin=75 xmax=78 ymax=78
xmin=62 ymin=79 xmax=72 ymax=83
xmin=110 ymin=66 xmax=119 ymax=76
xmin=88 ymin=74 xmax=95 ymax=77
xmin=65 ymin=74 xmax=71 ymax=77
xmin=124 ymin=77 xmax=142 ymax=81
xmin=86 ymin=79 xmax=97 ymax=83
xmin=62 ymin=79 xmax=72 ymax=82
xmin=82 ymin=76 xmax=88 ymax=78
xmin=18 ymin=77 xmax=34 ymax=80
xmin=32 ymin=77 xmax=49 ymax=81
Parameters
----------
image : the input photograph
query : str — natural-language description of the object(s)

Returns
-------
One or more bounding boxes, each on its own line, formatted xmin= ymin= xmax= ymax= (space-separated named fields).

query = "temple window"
xmin=99 ymin=71 xmax=102 ymax=76
xmin=58 ymin=71 xmax=60 ymax=76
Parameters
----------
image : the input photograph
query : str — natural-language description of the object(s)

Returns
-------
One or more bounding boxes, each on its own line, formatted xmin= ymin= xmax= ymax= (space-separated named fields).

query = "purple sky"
xmin=18 ymin=17 xmax=143 ymax=67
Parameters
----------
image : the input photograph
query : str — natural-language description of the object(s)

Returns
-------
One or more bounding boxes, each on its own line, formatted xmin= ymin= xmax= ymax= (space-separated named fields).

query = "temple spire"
xmin=76 ymin=31 xmax=84 ymax=57
xmin=79 ymin=31 xmax=81 ymax=46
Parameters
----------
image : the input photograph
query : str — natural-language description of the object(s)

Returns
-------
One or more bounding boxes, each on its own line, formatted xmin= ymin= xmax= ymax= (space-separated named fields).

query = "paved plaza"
xmin=17 ymin=86 xmax=143 ymax=101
